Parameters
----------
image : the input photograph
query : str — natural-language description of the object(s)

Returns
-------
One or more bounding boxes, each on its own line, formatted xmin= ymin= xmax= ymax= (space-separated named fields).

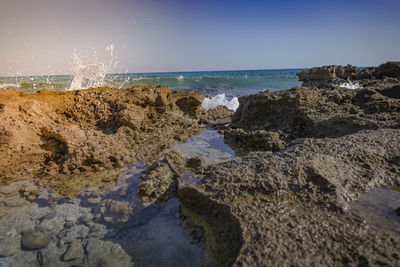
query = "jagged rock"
xmin=199 ymin=105 xmax=234 ymax=127
xmin=0 ymin=86 xmax=204 ymax=196
xmin=376 ymin=61 xmax=400 ymax=78
xmin=186 ymin=157 xmax=205 ymax=170
xmin=138 ymin=150 xmax=186 ymax=203
xmin=296 ymin=64 xmax=360 ymax=87
xmin=226 ymin=86 xmax=400 ymax=152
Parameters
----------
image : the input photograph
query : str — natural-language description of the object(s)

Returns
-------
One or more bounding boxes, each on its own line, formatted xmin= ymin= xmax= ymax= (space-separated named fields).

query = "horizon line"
xmin=0 ymin=64 xmax=373 ymax=79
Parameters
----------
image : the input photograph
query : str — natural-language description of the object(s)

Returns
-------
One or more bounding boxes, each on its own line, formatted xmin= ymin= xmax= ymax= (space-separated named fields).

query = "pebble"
xmin=65 ymin=216 xmax=75 ymax=223
xmin=21 ymin=230 xmax=50 ymax=249
xmin=64 ymin=222 xmax=75 ymax=229
xmin=3 ymin=196 xmax=27 ymax=207
xmin=87 ymin=197 xmax=102 ymax=205
xmin=62 ymin=240 xmax=84 ymax=261
xmin=103 ymin=217 xmax=113 ymax=223
xmin=0 ymin=184 xmax=20 ymax=195
xmin=79 ymin=214 xmax=94 ymax=224
xmin=0 ymin=238 xmax=20 ymax=257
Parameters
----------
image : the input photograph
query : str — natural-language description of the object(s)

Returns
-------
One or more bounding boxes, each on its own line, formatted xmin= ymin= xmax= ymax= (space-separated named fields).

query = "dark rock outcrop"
xmin=297 ymin=61 xmax=400 ymax=88
xmin=224 ymin=86 xmax=400 ymax=152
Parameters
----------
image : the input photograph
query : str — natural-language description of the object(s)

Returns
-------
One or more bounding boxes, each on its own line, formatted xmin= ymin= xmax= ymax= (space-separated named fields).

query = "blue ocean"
xmin=0 ymin=69 xmax=303 ymax=97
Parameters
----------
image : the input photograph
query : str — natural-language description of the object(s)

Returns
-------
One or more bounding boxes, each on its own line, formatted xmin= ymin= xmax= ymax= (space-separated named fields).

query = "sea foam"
xmin=202 ymin=93 xmax=239 ymax=111
xmin=0 ymin=83 xmax=21 ymax=90
xmin=69 ymin=45 xmax=119 ymax=90
xmin=338 ymin=81 xmax=362 ymax=90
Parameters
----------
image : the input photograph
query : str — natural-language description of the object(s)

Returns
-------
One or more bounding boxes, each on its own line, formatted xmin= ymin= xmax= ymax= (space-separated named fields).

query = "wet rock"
xmin=0 ymin=238 xmax=20 ymax=257
xmin=64 ymin=222 xmax=74 ymax=229
xmin=100 ymin=200 xmax=133 ymax=224
xmin=85 ymin=239 xmax=132 ymax=267
xmin=21 ymin=230 xmax=50 ymax=249
xmin=87 ymin=197 xmax=101 ymax=205
xmin=138 ymin=150 xmax=186 ymax=203
xmin=79 ymin=213 xmax=94 ymax=224
xmin=62 ymin=240 xmax=84 ymax=261
xmin=186 ymin=157 xmax=205 ymax=170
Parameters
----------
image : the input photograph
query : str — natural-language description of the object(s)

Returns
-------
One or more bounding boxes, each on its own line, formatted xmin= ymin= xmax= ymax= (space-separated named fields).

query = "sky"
xmin=0 ymin=0 xmax=399 ymax=76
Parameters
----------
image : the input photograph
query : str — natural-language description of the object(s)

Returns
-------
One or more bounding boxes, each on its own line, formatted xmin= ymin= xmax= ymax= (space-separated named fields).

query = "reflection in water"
xmin=1 ymin=129 xmax=236 ymax=266
xmin=174 ymin=128 xmax=236 ymax=164
xmin=80 ymin=162 xmax=205 ymax=266
xmin=0 ymin=161 xmax=209 ymax=266
xmin=350 ymin=187 xmax=400 ymax=237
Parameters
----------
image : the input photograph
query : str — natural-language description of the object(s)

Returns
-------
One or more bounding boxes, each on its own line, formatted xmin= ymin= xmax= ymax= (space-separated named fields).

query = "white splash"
xmin=202 ymin=93 xmax=240 ymax=111
xmin=68 ymin=45 xmax=119 ymax=91
xmin=338 ymin=81 xmax=362 ymax=90
xmin=0 ymin=83 xmax=21 ymax=90
xmin=177 ymin=75 xmax=184 ymax=81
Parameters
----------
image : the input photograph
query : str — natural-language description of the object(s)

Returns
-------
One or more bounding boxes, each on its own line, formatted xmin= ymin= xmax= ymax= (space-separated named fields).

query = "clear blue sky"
xmin=1 ymin=0 xmax=399 ymax=76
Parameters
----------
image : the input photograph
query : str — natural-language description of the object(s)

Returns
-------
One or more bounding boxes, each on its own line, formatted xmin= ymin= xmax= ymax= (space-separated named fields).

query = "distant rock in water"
xmin=297 ymin=61 xmax=400 ymax=88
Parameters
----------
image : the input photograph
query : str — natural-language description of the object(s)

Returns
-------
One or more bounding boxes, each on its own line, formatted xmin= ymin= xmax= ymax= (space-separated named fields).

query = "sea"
xmin=0 ymin=69 xmax=303 ymax=98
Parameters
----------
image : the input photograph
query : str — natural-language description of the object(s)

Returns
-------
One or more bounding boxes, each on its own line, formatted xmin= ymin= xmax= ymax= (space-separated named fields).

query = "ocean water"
xmin=0 ymin=68 xmax=302 ymax=97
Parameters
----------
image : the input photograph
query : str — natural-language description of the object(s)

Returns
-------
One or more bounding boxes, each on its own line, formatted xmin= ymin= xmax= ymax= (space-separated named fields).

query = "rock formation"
xmin=141 ymin=62 xmax=400 ymax=266
xmin=0 ymin=86 xmax=206 ymax=196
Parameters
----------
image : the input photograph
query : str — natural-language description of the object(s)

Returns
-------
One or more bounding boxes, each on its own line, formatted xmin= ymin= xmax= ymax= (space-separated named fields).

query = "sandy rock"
xmin=0 ymin=86 xmax=204 ymax=197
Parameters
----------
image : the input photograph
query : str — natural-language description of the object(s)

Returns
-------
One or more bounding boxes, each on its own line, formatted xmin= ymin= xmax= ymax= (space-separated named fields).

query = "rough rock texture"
xmin=0 ymin=86 xmax=205 ymax=196
xmin=224 ymin=85 xmax=400 ymax=152
xmin=138 ymin=150 xmax=186 ymax=203
xmin=140 ymin=63 xmax=400 ymax=266
xmin=199 ymin=106 xmax=234 ymax=127
xmin=297 ymin=61 xmax=400 ymax=87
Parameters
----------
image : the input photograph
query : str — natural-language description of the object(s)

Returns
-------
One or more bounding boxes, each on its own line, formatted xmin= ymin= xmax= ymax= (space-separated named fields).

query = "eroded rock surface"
xmin=224 ymin=82 xmax=400 ymax=152
xmin=140 ymin=62 xmax=400 ymax=266
xmin=0 ymin=86 xmax=205 ymax=196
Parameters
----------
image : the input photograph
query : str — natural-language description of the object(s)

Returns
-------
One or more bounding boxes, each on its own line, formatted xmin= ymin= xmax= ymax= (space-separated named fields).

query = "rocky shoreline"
xmin=140 ymin=62 xmax=400 ymax=266
xmin=1 ymin=62 xmax=400 ymax=266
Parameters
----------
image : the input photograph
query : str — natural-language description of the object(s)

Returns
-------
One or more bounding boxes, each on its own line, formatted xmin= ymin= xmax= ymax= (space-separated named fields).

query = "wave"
xmin=0 ymin=83 xmax=21 ymax=90
xmin=338 ymin=81 xmax=362 ymax=89
xmin=202 ymin=93 xmax=239 ymax=111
